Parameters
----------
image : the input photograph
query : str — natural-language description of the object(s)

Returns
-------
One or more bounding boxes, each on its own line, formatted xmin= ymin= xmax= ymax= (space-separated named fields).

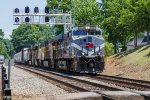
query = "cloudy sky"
xmin=0 ymin=0 xmax=46 ymax=39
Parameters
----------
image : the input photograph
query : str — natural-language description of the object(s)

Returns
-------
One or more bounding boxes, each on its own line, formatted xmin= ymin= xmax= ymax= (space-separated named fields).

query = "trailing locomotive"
xmin=14 ymin=26 xmax=105 ymax=73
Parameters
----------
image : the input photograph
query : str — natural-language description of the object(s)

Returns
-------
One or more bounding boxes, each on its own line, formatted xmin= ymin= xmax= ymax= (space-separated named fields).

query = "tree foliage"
xmin=0 ymin=29 xmax=10 ymax=58
xmin=3 ymin=39 xmax=15 ymax=58
xmin=47 ymin=0 xmax=71 ymax=12
xmin=101 ymin=0 xmax=150 ymax=52
xmin=0 ymin=41 xmax=8 ymax=58
xmin=74 ymin=0 xmax=101 ymax=25
xmin=0 ymin=29 xmax=4 ymax=39
xmin=11 ymin=24 xmax=53 ymax=52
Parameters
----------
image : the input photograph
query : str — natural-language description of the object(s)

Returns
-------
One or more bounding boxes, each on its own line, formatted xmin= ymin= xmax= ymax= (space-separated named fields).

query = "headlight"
xmin=82 ymin=52 xmax=85 ymax=55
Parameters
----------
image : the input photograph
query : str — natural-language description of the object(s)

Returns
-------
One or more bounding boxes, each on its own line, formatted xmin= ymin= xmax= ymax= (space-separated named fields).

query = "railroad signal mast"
xmin=13 ymin=6 xmax=72 ymax=34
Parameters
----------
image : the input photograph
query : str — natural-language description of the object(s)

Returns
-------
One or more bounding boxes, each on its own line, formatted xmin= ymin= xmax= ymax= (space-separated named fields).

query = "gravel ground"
xmin=10 ymin=66 xmax=67 ymax=100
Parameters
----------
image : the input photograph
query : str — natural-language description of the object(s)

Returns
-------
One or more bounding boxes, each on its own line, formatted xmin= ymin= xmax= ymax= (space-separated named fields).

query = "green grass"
xmin=112 ymin=45 xmax=150 ymax=68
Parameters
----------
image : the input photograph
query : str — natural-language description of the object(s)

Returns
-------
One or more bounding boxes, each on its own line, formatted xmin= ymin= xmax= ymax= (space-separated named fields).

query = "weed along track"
xmin=15 ymin=65 xmax=150 ymax=100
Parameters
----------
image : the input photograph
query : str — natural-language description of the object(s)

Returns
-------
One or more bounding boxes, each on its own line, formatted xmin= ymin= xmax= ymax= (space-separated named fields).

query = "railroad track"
xmin=83 ymin=75 xmax=150 ymax=100
xmin=15 ymin=65 xmax=122 ymax=100
xmin=87 ymin=74 xmax=150 ymax=91
xmin=15 ymin=65 xmax=150 ymax=100
xmin=25 ymin=64 xmax=150 ymax=91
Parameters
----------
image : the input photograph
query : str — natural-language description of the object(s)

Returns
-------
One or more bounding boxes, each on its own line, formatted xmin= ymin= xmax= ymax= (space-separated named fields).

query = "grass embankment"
xmin=104 ymin=45 xmax=150 ymax=81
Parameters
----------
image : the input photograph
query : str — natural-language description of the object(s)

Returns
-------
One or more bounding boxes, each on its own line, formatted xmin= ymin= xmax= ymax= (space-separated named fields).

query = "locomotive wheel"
xmin=66 ymin=60 xmax=71 ymax=71
xmin=54 ymin=60 xmax=58 ymax=69
xmin=48 ymin=59 xmax=51 ymax=67
xmin=72 ymin=59 xmax=78 ymax=72
xmin=41 ymin=60 xmax=44 ymax=67
xmin=37 ymin=59 xmax=40 ymax=67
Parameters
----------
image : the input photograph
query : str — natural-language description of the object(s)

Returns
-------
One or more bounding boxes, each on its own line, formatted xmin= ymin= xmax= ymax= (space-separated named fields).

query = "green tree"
xmin=135 ymin=0 xmax=150 ymax=44
xmin=75 ymin=0 xmax=101 ymax=25
xmin=11 ymin=24 xmax=53 ymax=52
xmin=0 ymin=29 xmax=10 ymax=58
xmin=3 ymin=39 xmax=15 ymax=58
xmin=101 ymin=0 xmax=131 ymax=52
xmin=100 ymin=0 xmax=149 ymax=52
xmin=0 ymin=41 xmax=9 ymax=58
xmin=0 ymin=29 xmax=4 ymax=39
xmin=47 ymin=0 xmax=71 ymax=12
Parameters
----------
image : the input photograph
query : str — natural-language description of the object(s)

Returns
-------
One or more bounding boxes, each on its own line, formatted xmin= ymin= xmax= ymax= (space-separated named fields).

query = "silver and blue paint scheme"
xmin=53 ymin=26 xmax=105 ymax=73
xmin=69 ymin=26 xmax=105 ymax=73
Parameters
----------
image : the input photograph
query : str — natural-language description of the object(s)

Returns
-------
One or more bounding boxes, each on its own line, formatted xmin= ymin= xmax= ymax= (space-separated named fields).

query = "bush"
xmin=105 ymin=42 xmax=114 ymax=57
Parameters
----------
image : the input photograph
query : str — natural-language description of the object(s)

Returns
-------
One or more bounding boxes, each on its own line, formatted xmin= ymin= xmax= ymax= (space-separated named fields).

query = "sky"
xmin=96 ymin=0 xmax=101 ymax=3
xmin=0 ymin=0 xmax=46 ymax=39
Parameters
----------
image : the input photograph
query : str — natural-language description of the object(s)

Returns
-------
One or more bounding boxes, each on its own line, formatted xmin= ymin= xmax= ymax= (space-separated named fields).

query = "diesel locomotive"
xmin=14 ymin=26 xmax=105 ymax=73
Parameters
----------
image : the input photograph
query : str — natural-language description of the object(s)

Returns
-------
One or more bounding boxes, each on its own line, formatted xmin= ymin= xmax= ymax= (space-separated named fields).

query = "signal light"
xmin=25 ymin=6 xmax=30 ymax=13
xmin=15 ymin=17 xmax=19 ymax=23
xmin=45 ymin=6 xmax=49 ymax=13
xmin=45 ymin=16 xmax=49 ymax=22
xmin=25 ymin=17 xmax=30 ymax=22
xmin=14 ymin=8 xmax=19 ymax=13
xmin=34 ymin=7 xmax=39 ymax=13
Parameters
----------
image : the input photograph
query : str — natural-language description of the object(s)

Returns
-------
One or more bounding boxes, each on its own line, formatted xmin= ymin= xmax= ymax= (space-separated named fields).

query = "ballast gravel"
xmin=10 ymin=66 xmax=67 ymax=100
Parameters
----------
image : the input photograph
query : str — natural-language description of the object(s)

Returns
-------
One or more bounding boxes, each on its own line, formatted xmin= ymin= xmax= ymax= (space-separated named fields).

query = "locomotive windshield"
xmin=73 ymin=30 xmax=87 ymax=35
xmin=73 ymin=29 xmax=101 ymax=36
xmin=87 ymin=30 xmax=101 ymax=35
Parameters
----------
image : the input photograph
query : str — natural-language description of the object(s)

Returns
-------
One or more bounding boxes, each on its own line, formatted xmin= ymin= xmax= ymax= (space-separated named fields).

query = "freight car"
xmin=0 ymin=55 xmax=4 ymax=64
xmin=14 ymin=26 xmax=105 ymax=73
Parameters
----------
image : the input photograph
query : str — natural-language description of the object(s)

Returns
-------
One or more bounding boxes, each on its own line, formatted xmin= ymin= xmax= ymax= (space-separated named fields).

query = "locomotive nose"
xmin=86 ymin=43 xmax=95 ymax=48
xmin=82 ymin=36 xmax=95 ymax=48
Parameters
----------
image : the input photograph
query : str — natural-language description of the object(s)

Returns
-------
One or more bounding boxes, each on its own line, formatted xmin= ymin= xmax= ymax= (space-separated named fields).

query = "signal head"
xmin=15 ymin=17 xmax=19 ymax=23
xmin=14 ymin=8 xmax=19 ymax=13
xmin=25 ymin=6 xmax=30 ymax=13
xmin=45 ymin=6 xmax=49 ymax=13
xmin=25 ymin=17 xmax=30 ymax=22
xmin=45 ymin=16 xmax=49 ymax=22
xmin=34 ymin=7 xmax=39 ymax=13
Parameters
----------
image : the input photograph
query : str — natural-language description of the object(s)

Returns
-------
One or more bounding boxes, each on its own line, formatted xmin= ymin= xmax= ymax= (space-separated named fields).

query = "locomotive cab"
xmin=71 ymin=26 xmax=105 ymax=73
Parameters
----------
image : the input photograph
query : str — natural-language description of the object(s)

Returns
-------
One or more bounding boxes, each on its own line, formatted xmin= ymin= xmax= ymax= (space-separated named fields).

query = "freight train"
xmin=14 ymin=26 xmax=105 ymax=73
